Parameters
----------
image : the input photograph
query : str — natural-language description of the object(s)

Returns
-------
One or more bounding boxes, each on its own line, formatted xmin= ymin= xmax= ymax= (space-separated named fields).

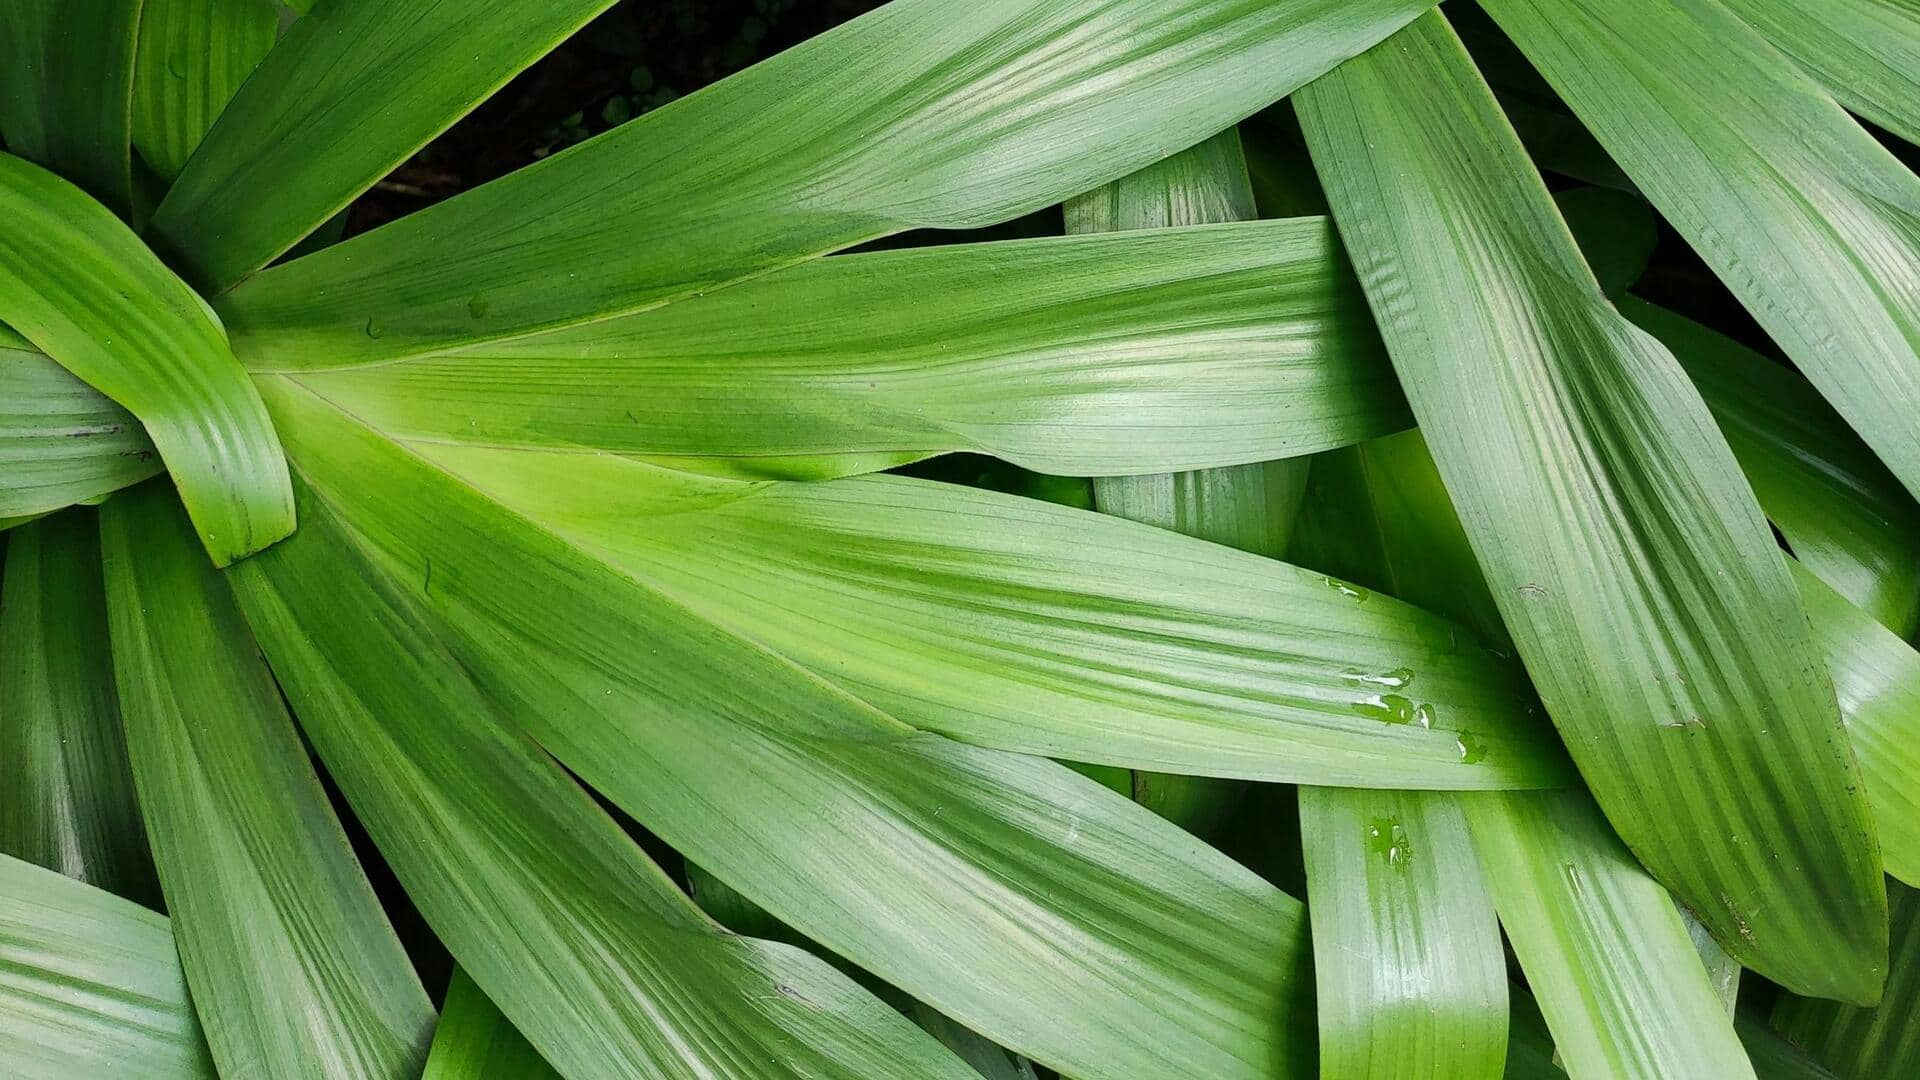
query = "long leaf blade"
xmin=1479 ymin=0 xmax=1920 ymax=508
xmin=0 ymin=509 xmax=157 ymax=904
xmin=1300 ymin=788 xmax=1508 ymax=1078
xmin=0 ymin=852 xmax=215 ymax=1079
xmin=0 ymin=340 xmax=162 ymax=520
xmin=0 ymin=155 xmax=292 ymax=564
xmin=132 ymin=0 xmax=279 ymax=183
xmin=0 ymin=0 xmax=141 ymax=216
xmin=214 ymin=0 xmax=1436 ymax=365
xmin=1296 ymin=11 xmax=1886 ymax=999
xmin=1718 ymin=0 xmax=1920 ymax=147
xmin=226 ymin=477 xmax=976 ymax=1080
xmin=271 ymin=220 xmax=1408 ymax=478
xmin=148 ymin=0 xmax=620 ymax=288
xmin=1773 ymin=880 xmax=1920 ymax=1076
xmin=419 ymin=970 xmax=559 ymax=1080
xmin=257 ymin=374 xmax=1318 ymax=1080
xmin=99 ymin=484 xmax=434 ymax=1078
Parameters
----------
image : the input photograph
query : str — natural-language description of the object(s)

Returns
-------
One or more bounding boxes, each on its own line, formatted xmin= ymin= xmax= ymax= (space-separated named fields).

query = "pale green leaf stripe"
xmin=149 ymin=0 xmax=620 ymax=289
xmin=132 ymin=0 xmax=279 ymax=183
xmin=274 ymin=220 xmax=1410 ymax=479
xmin=1627 ymin=297 xmax=1920 ymax=639
xmin=228 ymin=480 xmax=973 ymax=1080
xmin=0 ymin=509 xmax=158 ymax=905
xmin=259 ymin=376 xmax=1317 ymax=1080
xmin=1720 ymin=0 xmax=1920 ymax=147
xmin=370 ymin=438 xmax=1565 ymax=790
xmin=1297 ymin=11 xmax=1885 ymax=1000
xmin=99 ymin=485 xmax=434 ymax=1078
xmin=0 ymin=0 xmax=140 ymax=216
xmin=0 ymin=852 xmax=216 ymax=1079
xmin=1300 ymin=789 xmax=1508 ymax=1079
xmin=0 ymin=155 xmax=292 ymax=565
xmin=1792 ymin=561 xmax=1920 ymax=887
xmin=0 ymin=344 xmax=160 ymax=531
xmin=1774 ymin=881 xmax=1920 ymax=1077
xmin=1465 ymin=791 xmax=1756 ymax=1080
xmin=420 ymin=971 xmax=560 ymax=1080
xmin=216 ymin=0 xmax=1436 ymax=366
xmin=1480 ymin=0 xmax=1920 ymax=510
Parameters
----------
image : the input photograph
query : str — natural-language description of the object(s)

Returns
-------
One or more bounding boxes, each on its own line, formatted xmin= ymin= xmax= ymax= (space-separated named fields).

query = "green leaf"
xmin=1300 ymin=788 xmax=1508 ymax=1078
xmin=1791 ymin=561 xmax=1920 ymax=887
xmin=98 ymin=484 xmax=435 ymax=1078
xmin=1737 ymin=1010 xmax=1840 ymax=1080
xmin=1479 ymin=0 xmax=1920 ymax=510
xmin=0 ymin=852 xmax=216 ymax=1079
xmin=1552 ymin=187 xmax=1655 ymax=298
xmin=261 ymin=220 xmax=1409 ymax=479
xmin=226 ymin=480 xmax=973 ymax=1079
xmin=132 ymin=0 xmax=279 ymax=183
xmin=0 ymin=0 xmax=141 ymax=216
xmin=420 ymin=970 xmax=559 ymax=1080
xmin=1625 ymin=298 xmax=1920 ymax=639
xmin=0 ymin=509 xmax=157 ymax=904
xmin=288 ymin=422 xmax=1563 ymax=789
xmin=910 ymin=1006 xmax=1043 ymax=1080
xmin=0 ymin=155 xmax=292 ymax=565
xmin=1774 ymin=880 xmax=1920 ymax=1076
xmin=148 ymin=0 xmax=621 ymax=288
xmin=214 ymin=0 xmax=1437 ymax=365
xmin=0 ymin=342 xmax=160 ymax=536
xmin=1719 ymin=0 xmax=1920 ymax=146
xmin=1465 ymin=791 xmax=1755 ymax=1079
xmin=1297 ymin=11 xmax=1886 ymax=1000
xmin=257 ymin=375 xmax=1319 ymax=1080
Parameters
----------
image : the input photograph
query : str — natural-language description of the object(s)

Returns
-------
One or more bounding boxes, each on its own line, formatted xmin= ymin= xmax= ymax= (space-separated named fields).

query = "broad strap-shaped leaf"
xmin=910 ymin=1007 xmax=1043 ymax=1080
xmin=420 ymin=970 xmax=559 ymax=1080
xmin=1479 ymin=0 xmax=1920 ymax=508
xmin=1300 ymin=788 xmax=1507 ymax=1078
xmin=0 ymin=155 xmax=292 ymax=565
xmin=1066 ymin=128 xmax=1305 ymax=831
xmin=1792 ymin=561 xmax=1920 ymax=887
xmin=278 ymin=420 xmax=1563 ymax=789
xmin=226 ymin=479 xmax=974 ymax=1079
xmin=258 ymin=375 xmax=1318 ymax=1080
xmin=0 ymin=339 xmax=161 ymax=521
xmin=149 ymin=0 xmax=619 ymax=288
xmin=132 ymin=0 xmax=279 ymax=183
xmin=266 ymin=221 xmax=1409 ymax=479
xmin=1774 ymin=880 xmax=1920 ymax=1076
xmin=0 ymin=852 xmax=216 ymax=1079
xmin=1718 ymin=0 xmax=1920 ymax=147
xmin=1465 ymin=791 xmax=1756 ymax=1079
xmin=0 ymin=509 xmax=158 ymax=904
xmin=1626 ymin=298 xmax=1920 ymax=639
xmin=1297 ymin=11 xmax=1886 ymax=1000
xmin=99 ymin=484 xmax=434 ymax=1078
xmin=0 ymin=0 xmax=141 ymax=216
xmin=215 ymin=0 xmax=1437 ymax=365
xmin=1738 ymin=1011 xmax=1842 ymax=1080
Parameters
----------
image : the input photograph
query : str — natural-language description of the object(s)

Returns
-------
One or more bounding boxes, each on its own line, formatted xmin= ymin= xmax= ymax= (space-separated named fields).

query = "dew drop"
xmin=1322 ymin=576 xmax=1371 ymax=602
xmin=363 ymin=318 xmax=384 ymax=339
xmin=467 ymin=295 xmax=491 ymax=318
xmin=1366 ymin=817 xmax=1413 ymax=867
xmin=1342 ymin=667 xmax=1414 ymax=690
xmin=1455 ymin=731 xmax=1488 ymax=764
xmin=1352 ymin=693 xmax=1419 ymax=725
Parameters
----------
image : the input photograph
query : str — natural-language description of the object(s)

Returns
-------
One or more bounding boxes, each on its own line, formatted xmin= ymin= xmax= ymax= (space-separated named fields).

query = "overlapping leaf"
xmin=132 ymin=0 xmax=279 ymax=183
xmin=271 ymin=221 xmax=1409 ymax=479
xmin=99 ymin=485 xmax=434 ymax=1078
xmin=1297 ymin=11 xmax=1885 ymax=999
xmin=150 ymin=0 xmax=621 ymax=287
xmin=227 ymin=480 xmax=974 ymax=1079
xmin=257 ymin=375 xmax=1322 ymax=1080
xmin=0 ymin=155 xmax=292 ymax=564
xmin=0 ymin=337 xmax=161 ymax=521
xmin=0 ymin=509 xmax=157 ymax=904
xmin=1719 ymin=0 xmax=1920 ymax=146
xmin=419 ymin=971 xmax=559 ymax=1080
xmin=1774 ymin=881 xmax=1920 ymax=1076
xmin=0 ymin=0 xmax=141 ymax=216
xmin=0 ymin=852 xmax=215 ymax=1078
xmin=215 ymin=0 xmax=1437 ymax=365
xmin=1480 ymin=0 xmax=1920 ymax=511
